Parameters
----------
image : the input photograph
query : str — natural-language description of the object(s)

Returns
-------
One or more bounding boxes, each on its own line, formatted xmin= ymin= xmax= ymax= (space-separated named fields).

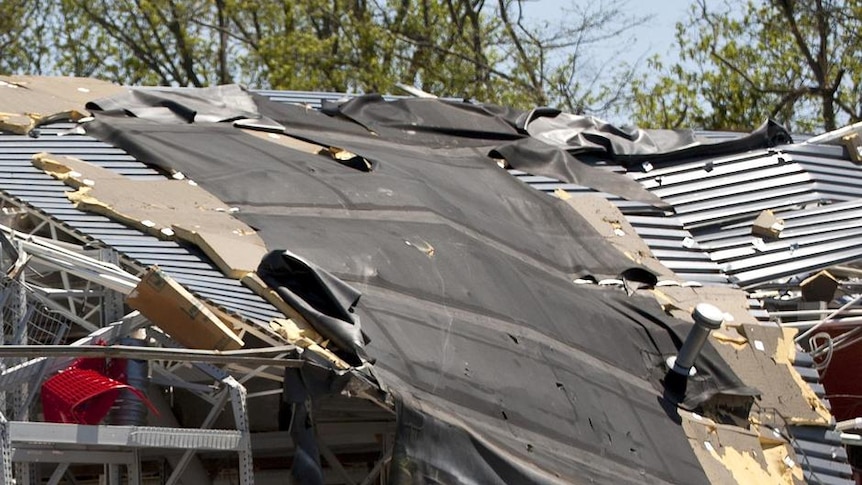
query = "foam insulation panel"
xmin=681 ymin=411 xmax=804 ymax=485
xmin=32 ymin=152 xmax=267 ymax=279
xmin=127 ymin=266 xmax=244 ymax=350
xmin=0 ymin=75 xmax=124 ymax=131
xmin=652 ymin=285 xmax=759 ymax=326
xmin=711 ymin=324 xmax=831 ymax=426
xmin=562 ymin=194 xmax=675 ymax=279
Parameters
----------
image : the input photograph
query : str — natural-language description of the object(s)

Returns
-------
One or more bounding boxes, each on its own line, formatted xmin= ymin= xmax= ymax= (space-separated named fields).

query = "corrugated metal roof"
xmin=622 ymin=143 xmax=862 ymax=290
xmin=631 ymin=149 xmax=819 ymax=229
xmin=699 ymin=200 xmax=862 ymax=288
xmin=166 ymin=93 xmax=862 ymax=483
xmin=0 ymin=127 xmax=281 ymax=325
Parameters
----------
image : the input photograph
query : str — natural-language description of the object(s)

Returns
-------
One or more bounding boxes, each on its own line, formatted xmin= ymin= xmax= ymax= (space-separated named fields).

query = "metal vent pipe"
xmin=668 ymin=303 xmax=724 ymax=376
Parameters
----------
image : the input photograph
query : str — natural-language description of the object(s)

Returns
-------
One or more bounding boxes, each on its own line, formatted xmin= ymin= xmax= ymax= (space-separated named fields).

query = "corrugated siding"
xmin=0 ymin=127 xmax=280 ymax=325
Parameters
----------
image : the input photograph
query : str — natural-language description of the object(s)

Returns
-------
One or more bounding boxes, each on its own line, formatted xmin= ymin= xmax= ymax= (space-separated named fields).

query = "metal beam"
xmin=0 ymin=412 xmax=12 ymax=485
xmin=165 ymin=390 xmax=229 ymax=485
xmin=12 ymin=449 xmax=132 ymax=465
xmin=0 ymin=313 xmax=148 ymax=390
xmin=0 ymin=344 xmax=303 ymax=367
xmin=128 ymin=450 xmax=141 ymax=485
xmin=10 ymin=422 xmax=243 ymax=451
xmin=358 ymin=447 xmax=392 ymax=485
xmin=45 ymin=462 xmax=69 ymax=485
xmin=147 ymin=388 xmax=213 ymax=485
xmin=226 ymin=377 xmax=254 ymax=485
xmin=0 ymin=223 xmax=139 ymax=294
xmin=319 ymin=439 xmax=356 ymax=485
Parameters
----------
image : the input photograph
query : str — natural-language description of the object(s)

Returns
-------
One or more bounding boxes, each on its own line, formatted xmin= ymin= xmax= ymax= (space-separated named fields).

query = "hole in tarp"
xmin=319 ymin=146 xmax=377 ymax=172
xmin=619 ymin=267 xmax=658 ymax=287
xmin=507 ymin=334 xmax=519 ymax=344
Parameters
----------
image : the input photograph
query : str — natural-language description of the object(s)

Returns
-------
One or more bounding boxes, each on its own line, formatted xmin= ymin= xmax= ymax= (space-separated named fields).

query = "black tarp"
xmin=521 ymin=111 xmax=793 ymax=167
xmin=253 ymin=95 xmax=671 ymax=211
xmin=318 ymin=94 xmax=791 ymax=169
xmin=84 ymin=93 xmax=760 ymax=484
xmin=86 ymin=84 xmax=259 ymax=123
xmin=319 ymin=94 xmax=523 ymax=147
xmin=258 ymin=250 xmax=368 ymax=365
xmin=280 ymin=363 xmax=353 ymax=484
xmin=490 ymin=137 xmax=672 ymax=211
xmin=261 ymin=95 xmax=792 ymax=212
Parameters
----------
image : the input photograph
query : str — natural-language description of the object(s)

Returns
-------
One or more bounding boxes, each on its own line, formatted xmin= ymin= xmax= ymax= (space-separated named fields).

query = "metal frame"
xmin=0 ymin=322 xmax=260 ymax=485
xmin=0 ymin=227 xmax=269 ymax=485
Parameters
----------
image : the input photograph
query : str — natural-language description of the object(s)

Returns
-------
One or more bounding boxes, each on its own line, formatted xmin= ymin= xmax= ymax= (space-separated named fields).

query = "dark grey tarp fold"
xmin=280 ymin=364 xmax=352 ymax=485
xmin=252 ymin=95 xmax=670 ymax=209
xmin=320 ymin=94 xmax=523 ymax=147
xmin=391 ymin=396 xmax=567 ymax=485
xmin=491 ymin=137 xmax=672 ymax=211
xmin=258 ymin=250 xmax=367 ymax=364
xmin=84 ymin=91 xmax=759 ymax=484
xmin=87 ymin=84 xmax=259 ymax=123
xmin=526 ymin=113 xmax=792 ymax=167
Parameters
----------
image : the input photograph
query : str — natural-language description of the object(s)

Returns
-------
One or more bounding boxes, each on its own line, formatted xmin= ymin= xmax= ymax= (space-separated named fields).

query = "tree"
xmin=0 ymin=0 xmax=645 ymax=114
xmin=0 ymin=1 xmax=54 ymax=75
xmin=627 ymin=0 xmax=862 ymax=132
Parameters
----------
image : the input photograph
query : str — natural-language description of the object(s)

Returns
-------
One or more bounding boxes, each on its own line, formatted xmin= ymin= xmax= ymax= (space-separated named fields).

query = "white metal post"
xmin=0 ymin=411 xmax=12 ymax=485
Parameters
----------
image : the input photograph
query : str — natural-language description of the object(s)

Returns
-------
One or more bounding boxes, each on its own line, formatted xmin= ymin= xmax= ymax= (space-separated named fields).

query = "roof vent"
xmin=667 ymin=303 xmax=724 ymax=377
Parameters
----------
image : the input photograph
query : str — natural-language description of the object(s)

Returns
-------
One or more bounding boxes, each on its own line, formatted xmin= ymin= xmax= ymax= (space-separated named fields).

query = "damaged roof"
xmin=0 ymin=76 xmax=858 ymax=484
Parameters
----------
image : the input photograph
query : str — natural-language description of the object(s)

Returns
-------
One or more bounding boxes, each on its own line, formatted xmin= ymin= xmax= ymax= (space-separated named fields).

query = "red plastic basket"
xmin=41 ymin=357 xmax=157 ymax=425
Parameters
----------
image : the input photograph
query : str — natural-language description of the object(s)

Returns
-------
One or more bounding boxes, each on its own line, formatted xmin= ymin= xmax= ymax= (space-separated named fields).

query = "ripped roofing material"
xmin=0 ymin=75 xmax=125 ymax=134
xmin=0 ymin=128 xmax=281 ymax=325
xmin=79 ymin=90 xmax=768 ymax=483
xmin=32 ymin=152 xmax=269 ymax=279
xmin=0 ymin=81 xmax=855 ymax=484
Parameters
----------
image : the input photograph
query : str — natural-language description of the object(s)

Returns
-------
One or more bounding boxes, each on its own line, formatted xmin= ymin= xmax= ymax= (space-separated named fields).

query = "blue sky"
xmin=514 ymin=0 xmax=694 ymax=121
xmin=522 ymin=0 xmax=693 ymax=66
